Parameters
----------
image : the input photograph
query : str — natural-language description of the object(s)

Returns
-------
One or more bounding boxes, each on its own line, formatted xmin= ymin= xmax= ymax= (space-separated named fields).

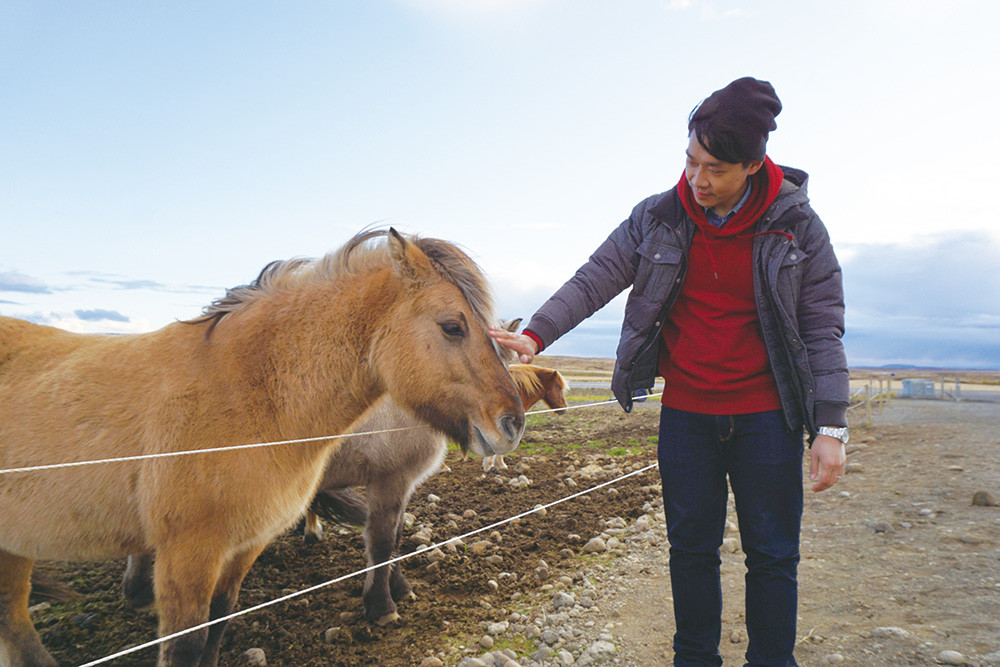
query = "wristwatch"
xmin=817 ymin=426 xmax=850 ymax=444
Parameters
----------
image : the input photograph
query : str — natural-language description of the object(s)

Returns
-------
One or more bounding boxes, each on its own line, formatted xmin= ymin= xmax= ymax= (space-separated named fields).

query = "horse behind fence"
xmin=121 ymin=363 xmax=569 ymax=626
xmin=0 ymin=228 xmax=524 ymax=667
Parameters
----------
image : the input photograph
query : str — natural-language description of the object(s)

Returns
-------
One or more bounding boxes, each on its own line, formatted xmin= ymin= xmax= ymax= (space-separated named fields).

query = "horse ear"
xmin=501 ymin=318 xmax=522 ymax=333
xmin=387 ymin=227 xmax=433 ymax=287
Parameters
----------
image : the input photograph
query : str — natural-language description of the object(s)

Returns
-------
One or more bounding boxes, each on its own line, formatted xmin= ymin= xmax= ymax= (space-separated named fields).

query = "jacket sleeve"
xmin=524 ymin=201 xmax=651 ymax=349
xmin=796 ymin=210 xmax=850 ymax=428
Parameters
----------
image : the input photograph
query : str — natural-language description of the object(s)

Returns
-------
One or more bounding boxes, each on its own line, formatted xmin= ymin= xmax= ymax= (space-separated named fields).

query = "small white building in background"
xmin=901 ymin=379 xmax=936 ymax=398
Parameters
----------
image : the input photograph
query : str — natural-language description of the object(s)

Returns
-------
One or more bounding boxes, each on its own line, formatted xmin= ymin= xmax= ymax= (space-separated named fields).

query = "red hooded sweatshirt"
xmin=659 ymin=157 xmax=785 ymax=414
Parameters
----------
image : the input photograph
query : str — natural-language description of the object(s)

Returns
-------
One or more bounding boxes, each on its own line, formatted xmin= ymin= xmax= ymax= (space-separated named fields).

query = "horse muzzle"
xmin=468 ymin=411 xmax=524 ymax=457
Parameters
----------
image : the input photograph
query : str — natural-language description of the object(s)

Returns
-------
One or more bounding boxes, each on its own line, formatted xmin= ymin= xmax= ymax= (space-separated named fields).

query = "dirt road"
xmin=605 ymin=398 xmax=1000 ymax=666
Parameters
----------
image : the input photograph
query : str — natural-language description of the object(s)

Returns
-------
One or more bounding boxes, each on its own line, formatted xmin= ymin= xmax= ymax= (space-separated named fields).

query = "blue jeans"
xmin=657 ymin=407 xmax=803 ymax=667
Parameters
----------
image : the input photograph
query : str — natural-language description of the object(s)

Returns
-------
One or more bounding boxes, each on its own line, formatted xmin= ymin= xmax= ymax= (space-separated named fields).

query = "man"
xmin=490 ymin=77 xmax=848 ymax=666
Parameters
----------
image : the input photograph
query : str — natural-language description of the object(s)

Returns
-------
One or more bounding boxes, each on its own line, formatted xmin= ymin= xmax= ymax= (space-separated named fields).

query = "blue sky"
xmin=2 ymin=0 xmax=998 ymax=368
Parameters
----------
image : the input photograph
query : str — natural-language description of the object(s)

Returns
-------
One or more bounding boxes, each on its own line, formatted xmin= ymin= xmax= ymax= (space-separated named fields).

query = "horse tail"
xmin=29 ymin=570 xmax=82 ymax=603
xmin=309 ymin=488 xmax=368 ymax=527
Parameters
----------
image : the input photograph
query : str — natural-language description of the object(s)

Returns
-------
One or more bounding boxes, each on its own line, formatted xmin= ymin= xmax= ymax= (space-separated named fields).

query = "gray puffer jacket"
xmin=524 ymin=166 xmax=849 ymax=437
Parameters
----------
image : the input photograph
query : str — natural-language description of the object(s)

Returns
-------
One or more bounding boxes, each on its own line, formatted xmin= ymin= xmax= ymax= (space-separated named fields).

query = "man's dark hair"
xmin=687 ymin=77 xmax=782 ymax=165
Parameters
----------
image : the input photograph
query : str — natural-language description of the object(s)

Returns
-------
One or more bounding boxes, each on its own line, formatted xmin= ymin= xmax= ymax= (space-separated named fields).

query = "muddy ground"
xmin=27 ymin=366 xmax=1000 ymax=666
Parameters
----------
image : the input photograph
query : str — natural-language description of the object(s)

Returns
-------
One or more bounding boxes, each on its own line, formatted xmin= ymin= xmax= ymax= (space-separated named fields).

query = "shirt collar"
xmin=705 ymin=179 xmax=753 ymax=229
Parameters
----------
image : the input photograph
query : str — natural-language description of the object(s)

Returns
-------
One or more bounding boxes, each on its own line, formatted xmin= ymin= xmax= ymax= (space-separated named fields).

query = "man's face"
xmin=685 ymin=132 xmax=763 ymax=216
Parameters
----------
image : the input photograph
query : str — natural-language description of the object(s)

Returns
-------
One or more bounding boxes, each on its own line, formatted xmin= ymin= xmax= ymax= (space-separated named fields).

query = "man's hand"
xmin=488 ymin=328 xmax=539 ymax=364
xmin=809 ymin=434 xmax=846 ymax=492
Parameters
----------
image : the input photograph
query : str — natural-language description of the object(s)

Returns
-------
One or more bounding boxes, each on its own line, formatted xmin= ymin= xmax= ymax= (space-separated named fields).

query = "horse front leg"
xmin=153 ymin=541 xmax=226 ymax=667
xmin=197 ymin=544 xmax=266 ymax=667
xmin=0 ymin=551 xmax=57 ymax=667
xmin=388 ymin=507 xmax=414 ymax=604
xmin=362 ymin=485 xmax=408 ymax=625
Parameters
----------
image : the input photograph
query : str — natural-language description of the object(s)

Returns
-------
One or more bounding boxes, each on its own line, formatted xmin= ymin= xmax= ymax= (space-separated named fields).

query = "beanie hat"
xmin=688 ymin=77 xmax=782 ymax=161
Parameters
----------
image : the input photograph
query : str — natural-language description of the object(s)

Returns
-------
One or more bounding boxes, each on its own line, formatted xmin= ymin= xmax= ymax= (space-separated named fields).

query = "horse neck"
xmin=216 ymin=270 xmax=397 ymax=440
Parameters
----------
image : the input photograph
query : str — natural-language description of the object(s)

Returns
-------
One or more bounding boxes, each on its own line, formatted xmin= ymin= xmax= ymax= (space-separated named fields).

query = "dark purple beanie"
xmin=688 ymin=77 xmax=782 ymax=161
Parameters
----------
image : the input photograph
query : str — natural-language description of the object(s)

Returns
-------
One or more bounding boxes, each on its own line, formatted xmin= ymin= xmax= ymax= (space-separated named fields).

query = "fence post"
xmin=865 ymin=385 xmax=873 ymax=427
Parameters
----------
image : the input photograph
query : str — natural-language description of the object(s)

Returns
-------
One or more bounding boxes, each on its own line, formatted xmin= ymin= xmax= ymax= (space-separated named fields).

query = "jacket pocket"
xmin=775 ymin=245 xmax=807 ymax=317
xmin=634 ymin=240 xmax=683 ymax=304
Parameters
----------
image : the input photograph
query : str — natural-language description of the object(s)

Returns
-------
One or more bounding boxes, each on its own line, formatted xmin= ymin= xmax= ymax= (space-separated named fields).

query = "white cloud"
xmin=23 ymin=311 xmax=154 ymax=335
xmin=0 ymin=270 xmax=51 ymax=294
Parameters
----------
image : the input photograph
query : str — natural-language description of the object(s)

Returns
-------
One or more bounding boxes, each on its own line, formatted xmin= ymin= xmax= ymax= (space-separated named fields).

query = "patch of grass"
xmin=567 ymin=394 xmax=613 ymax=404
xmin=525 ymin=414 xmax=556 ymax=428
xmin=516 ymin=441 xmax=557 ymax=455
xmin=492 ymin=635 xmax=539 ymax=655
xmin=439 ymin=632 xmax=538 ymax=661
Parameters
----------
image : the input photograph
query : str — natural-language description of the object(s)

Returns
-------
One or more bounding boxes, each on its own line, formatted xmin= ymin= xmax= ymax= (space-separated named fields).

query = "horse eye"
xmin=440 ymin=322 xmax=464 ymax=337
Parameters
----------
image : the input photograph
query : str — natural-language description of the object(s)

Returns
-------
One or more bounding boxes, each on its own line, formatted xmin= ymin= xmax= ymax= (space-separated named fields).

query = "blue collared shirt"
xmin=705 ymin=180 xmax=753 ymax=228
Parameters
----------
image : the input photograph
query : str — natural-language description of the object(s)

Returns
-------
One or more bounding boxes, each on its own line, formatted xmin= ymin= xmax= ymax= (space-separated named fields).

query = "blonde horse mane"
xmin=189 ymin=229 xmax=495 ymax=337
xmin=510 ymin=364 xmax=545 ymax=397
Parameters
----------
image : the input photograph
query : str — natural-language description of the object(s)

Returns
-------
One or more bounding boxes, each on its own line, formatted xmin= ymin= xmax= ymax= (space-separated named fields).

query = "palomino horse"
xmin=120 ymin=363 xmax=569 ymax=627
xmin=0 ymin=229 xmax=524 ymax=667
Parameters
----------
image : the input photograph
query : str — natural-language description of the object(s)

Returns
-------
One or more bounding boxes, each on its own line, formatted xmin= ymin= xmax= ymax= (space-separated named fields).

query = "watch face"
xmin=819 ymin=427 xmax=848 ymax=443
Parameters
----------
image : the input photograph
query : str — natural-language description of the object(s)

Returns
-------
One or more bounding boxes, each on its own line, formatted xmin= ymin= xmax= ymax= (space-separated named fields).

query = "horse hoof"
xmin=303 ymin=533 xmax=322 ymax=545
xmin=376 ymin=612 xmax=401 ymax=626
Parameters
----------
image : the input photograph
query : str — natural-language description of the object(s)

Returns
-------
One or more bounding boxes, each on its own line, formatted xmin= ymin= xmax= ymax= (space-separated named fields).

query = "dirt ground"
xmin=27 ymin=368 xmax=1000 ymax=666
xmin=608 ymin=397 xmax=1000 ymax=666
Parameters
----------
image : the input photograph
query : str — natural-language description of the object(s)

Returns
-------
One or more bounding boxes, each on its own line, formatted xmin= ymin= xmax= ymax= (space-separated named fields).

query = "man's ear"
xmin=746 ymin=159 xmax=764 ymax=176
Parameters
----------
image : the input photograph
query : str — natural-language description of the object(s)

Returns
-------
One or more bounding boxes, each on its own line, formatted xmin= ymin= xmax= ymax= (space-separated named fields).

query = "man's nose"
xmin=692 ymin=167 xmax=708 ymax=188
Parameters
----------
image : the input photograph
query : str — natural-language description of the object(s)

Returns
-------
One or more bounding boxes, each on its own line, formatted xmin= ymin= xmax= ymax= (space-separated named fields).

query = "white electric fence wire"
xmin=2 ymin=389 xmax=662 ymax=666
xmin=0 ymin=396 xmax=641 ymax=477
xmin=78 ymin=460 xmax=660 ymax=666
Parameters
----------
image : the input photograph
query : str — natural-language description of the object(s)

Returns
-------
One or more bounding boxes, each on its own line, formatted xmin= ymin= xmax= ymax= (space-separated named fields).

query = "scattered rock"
xmin=872 ymin=626 xmax=911 ymax=639
xmin=582 ymin=537 xmax=607 ymax=554
xmin=468 ymin=540 xmax=494 ymax=555
xmin=937 ymin=649 xmax=966 ymax=665
xmin=552 ymin=591 xmax=576 ymax=609
xmin=28 ymin=602 xmax=52 ymax=615
xmin=972 ymin=490 xmax=998 ymax=507
xmin=240 ymin=648 xmax=267 ymax=666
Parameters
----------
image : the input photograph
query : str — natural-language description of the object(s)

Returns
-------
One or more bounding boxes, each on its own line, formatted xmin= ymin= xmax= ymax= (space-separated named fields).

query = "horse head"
xmin=370 ymin=229 xmax=525 ymax=456
xmin=542 ymin=368 xmax=569 ymax=415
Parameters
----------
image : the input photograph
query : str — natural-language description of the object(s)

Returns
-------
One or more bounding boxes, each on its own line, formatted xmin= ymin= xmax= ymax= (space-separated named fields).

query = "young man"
xmin=490 ymin=77 xmax=848 ymax=666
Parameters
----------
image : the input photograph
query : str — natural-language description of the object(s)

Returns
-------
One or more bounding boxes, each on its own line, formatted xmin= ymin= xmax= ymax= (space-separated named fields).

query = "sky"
xmin=2 ymin=0 xmax=998 ymax=369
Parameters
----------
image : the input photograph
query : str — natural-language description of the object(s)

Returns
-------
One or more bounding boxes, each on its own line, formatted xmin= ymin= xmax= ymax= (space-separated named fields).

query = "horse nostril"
xmin=499 ymin=413 xmax=524 ymax=443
